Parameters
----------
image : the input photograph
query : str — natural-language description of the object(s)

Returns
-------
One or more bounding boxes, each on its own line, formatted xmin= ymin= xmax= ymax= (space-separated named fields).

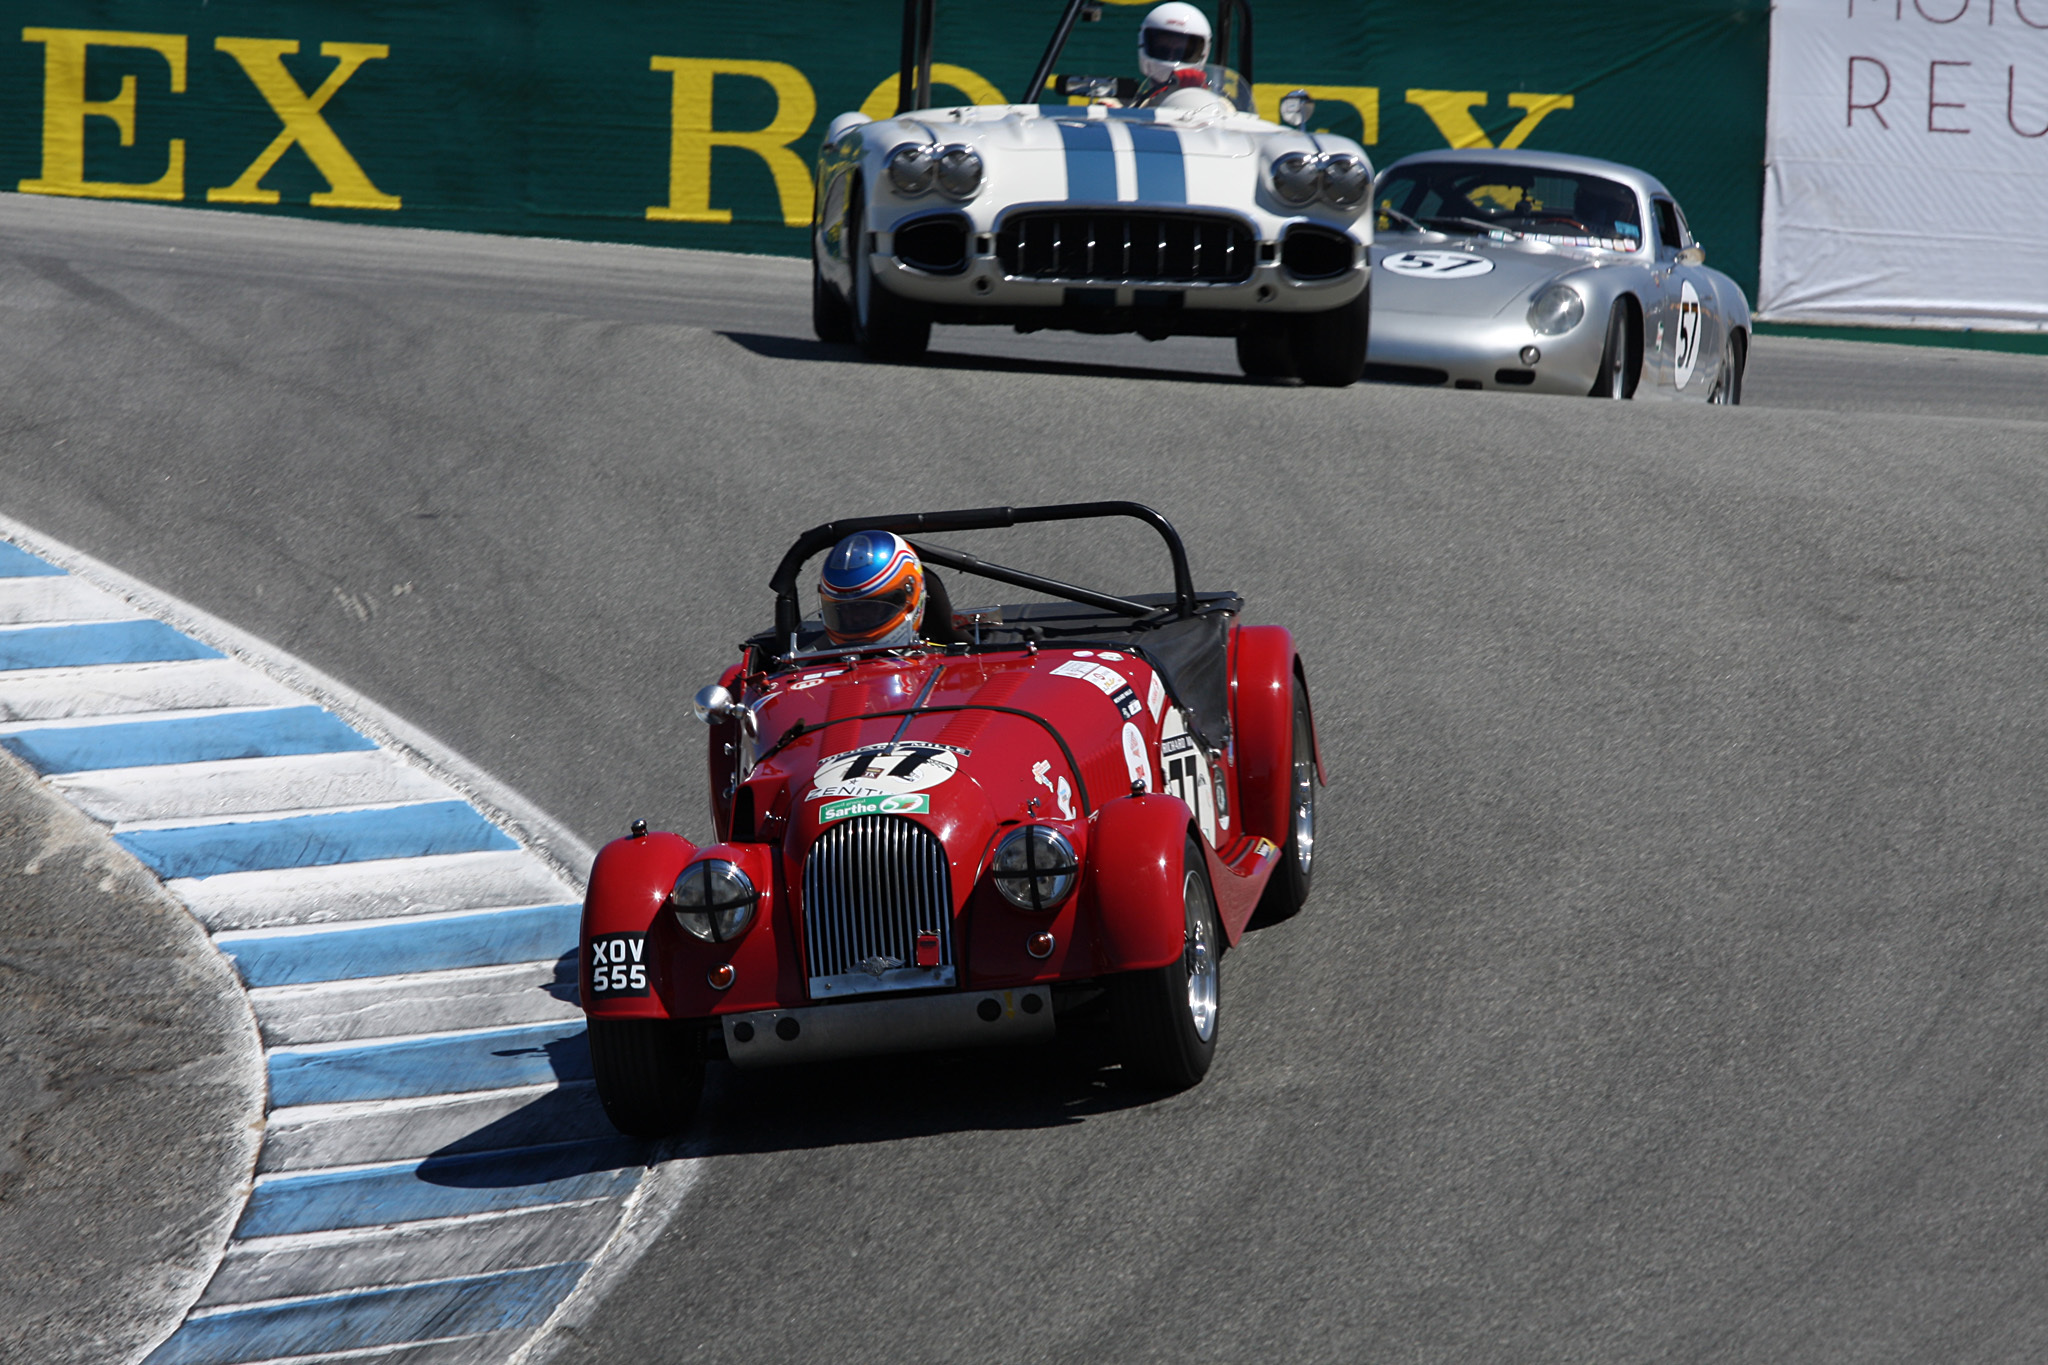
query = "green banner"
xmin=0 ymin=1 xmax=1769 ymax=293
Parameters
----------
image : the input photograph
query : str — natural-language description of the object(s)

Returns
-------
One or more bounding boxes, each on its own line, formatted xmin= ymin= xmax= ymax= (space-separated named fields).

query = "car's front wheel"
xmin=1590 ymin=300 xmax=1637 ymax=399
xmin=1112 ymin=836 xmax=1223 ymax=1090
xmin=849 ymin=181 xmax=931 ymax=363
xmin=1236 ymin=324 xmax=1296 ymax=380
xmin=588 ymin=1017 xmax=703 ymax=1137
xmin=812 ymin=248 xmax=854 ymax=345
xmin=1288 ymin=287 xmax=1370 ymax=388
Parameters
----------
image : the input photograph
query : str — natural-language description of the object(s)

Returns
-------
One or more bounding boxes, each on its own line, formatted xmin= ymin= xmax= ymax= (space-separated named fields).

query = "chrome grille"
xmin=997 ymin=211 xmax=1255 ymax=284
xmin=801 ymin=816 xmax=956 ymax=999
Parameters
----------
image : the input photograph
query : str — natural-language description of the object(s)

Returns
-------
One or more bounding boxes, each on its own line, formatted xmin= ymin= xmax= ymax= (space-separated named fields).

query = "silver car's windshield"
xmin=1376 ymin=163 xmax=1645 ymax=253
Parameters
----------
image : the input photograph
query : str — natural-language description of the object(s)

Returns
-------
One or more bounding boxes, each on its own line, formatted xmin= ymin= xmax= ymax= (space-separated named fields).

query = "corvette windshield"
xmin=1375 ymin=163 xmax=1644 ymax=252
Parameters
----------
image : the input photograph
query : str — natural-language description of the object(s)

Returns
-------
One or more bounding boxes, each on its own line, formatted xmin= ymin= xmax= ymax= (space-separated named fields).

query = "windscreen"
xmin=1376 ymin=163 xmax=1645 ymax=252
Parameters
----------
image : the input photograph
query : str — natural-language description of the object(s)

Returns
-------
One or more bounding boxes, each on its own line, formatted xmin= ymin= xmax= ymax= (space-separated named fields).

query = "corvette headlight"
xmin=990 ymin=825 xmax=1078 ymax=912
xmin=669 ymin=860 xmax=758 ymax=942
xmin=1319 ymin=154 xmax=1369 ymax=209
xmin=1527 ymin=283 xmax=1586 ymax=336
xmin=886 ymin=143 xmax=937 ymax=196
xmin=1271 ymin=152 xmax=1320 ymax=207
xmin=935 ymin=144 xmax=984 ymax=199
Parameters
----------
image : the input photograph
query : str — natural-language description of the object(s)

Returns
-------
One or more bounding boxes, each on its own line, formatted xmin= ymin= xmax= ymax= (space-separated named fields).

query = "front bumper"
xmin=723 ymin=987 xmax=1056 ymax=1068
xmin=1368 ymin=308 xmax=1606 ymax=393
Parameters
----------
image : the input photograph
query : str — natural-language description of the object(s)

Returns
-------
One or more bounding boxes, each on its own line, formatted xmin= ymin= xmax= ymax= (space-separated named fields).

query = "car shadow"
xmin=416 ymin=949 xmax=1150 ymax=1174
xmin=719 ymin=330 xmax=1266 ymax=387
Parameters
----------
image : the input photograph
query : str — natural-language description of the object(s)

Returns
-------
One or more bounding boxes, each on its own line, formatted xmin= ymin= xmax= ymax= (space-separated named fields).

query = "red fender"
xmin=1083 ymin=793 xmax=1195 ymax=973
xmin=582 ymin=834 xmax=795 ymax=1020
xmin=1232 ymin=624 xmax=1300 ymax=848
xmin=581 ymin=832 xmax=697 ymax=1019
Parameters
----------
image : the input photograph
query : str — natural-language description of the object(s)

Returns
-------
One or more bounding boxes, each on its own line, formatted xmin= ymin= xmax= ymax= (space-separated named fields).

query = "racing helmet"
xmin=819 ymin=530 xmax=926 ymax=647
xmin=1138 ymin=2 xmax=1211 ymax=86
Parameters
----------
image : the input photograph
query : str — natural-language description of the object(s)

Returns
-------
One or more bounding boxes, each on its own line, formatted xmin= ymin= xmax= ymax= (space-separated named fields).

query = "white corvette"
xmin=810 ymin=0 xmax=1375 ymax=386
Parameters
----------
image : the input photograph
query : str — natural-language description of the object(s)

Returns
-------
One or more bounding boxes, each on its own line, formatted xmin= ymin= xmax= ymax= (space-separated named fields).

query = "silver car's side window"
xmin=1653 ymin=198 xmax=1684 ymax=254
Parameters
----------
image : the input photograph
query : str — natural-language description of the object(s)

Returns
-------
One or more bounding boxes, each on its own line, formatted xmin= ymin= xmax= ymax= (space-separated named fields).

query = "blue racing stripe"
xmin=220 ymin=902 xmax=580 ymax=988
xmin=268 ymin=1020 xmax=591 ymax=1107
xmin=1 ymin=705 xmax=375 ymax=775
xmin=236 ymin=1138 xmax=639 ymax=1238
xmin=0 ymin=620 xmax=221 ymax=671
xmin=1128 ymin=123 xmax=1187 ymax=203
xmin=1056 ymin=119 xmax=1117 ymax=202
xmin=115 ymin=799 xmax=518 ymax=880
xmin=145 ymin=1262 xmax=587 ymax=1365
xmin=0 ymin=544 xmax=64 ymax=578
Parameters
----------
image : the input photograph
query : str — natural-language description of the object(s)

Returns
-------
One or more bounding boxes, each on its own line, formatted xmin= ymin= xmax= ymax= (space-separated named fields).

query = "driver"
xmin=819 ymin=530 xmax=926 ymax=648
xmin=1135 ymin=3 xmax=1212 ymax=103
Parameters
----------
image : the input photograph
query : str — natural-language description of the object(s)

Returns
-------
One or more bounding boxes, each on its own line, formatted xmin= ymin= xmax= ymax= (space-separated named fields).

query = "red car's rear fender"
xmin=1233 ymin=624 xmax=1309 ymax=848
xmin=1084 ymin=794 xmax=1195 ymax=973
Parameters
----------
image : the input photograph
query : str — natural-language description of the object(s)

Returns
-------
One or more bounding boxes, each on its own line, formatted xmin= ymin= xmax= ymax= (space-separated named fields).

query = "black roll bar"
xmin=769 ymin=501 xmax=1197 ymax=642
xmin=1021 ymin=0 xmax=1095 ymax=106
xmin=896 ymin=0 xmax=936 ymax=115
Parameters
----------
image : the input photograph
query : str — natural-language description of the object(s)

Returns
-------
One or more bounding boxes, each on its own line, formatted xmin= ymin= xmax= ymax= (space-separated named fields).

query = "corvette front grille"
xmin=801 ymin=815 xmax=956 ymax=999
xmin=998 ymin=211 xmax=1255 ymax=284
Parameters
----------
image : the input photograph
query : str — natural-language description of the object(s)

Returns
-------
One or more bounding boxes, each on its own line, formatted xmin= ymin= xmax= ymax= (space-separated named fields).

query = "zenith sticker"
xmin=1051 ymin=658 xmax=1145 ymax=719
xmin=1673 ymin=281 xmax=1703 ymax=389
xmin=1121 ymin=721 xmax=1155 ymax=793
xmin=1381 ymin=250 xmax=1495 ymax=278
xmin=1031 ymin=758 xmax=1077 ymax=819
xmin=809 ymin=742 xmax=962 ymax=800
xmin=820 ymin=792 xmax=929 ymax=822
xmin=587 ymin=934 xmax=650 ymax=998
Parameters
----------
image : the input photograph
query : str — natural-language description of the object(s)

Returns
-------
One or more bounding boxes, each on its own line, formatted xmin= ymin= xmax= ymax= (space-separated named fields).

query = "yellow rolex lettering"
xmin=1253 ymin=83 xmax=1380 ymax=142
xmin=1404 ymin=89 xmax=1492 ymax=148
xmin=860 ymin=64 xmax=1006 ymax=121
xmin=648 ymin=57 xmax=816 ymax=227
xmin=208 ymin=39 xmax=400 ymax=209
xmin=1498 ymin=93 xmax=1575 ymax=149
xmin=19 ymin=28 xmax=187 ymax=201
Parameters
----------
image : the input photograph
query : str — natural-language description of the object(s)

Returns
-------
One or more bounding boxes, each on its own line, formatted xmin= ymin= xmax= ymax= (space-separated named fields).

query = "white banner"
xmin=1761 ymin=0 xmax=2048 ymax=330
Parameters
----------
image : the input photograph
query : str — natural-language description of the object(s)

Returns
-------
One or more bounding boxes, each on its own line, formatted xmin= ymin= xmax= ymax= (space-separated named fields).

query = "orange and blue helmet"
xmin=819 ymin=530 xmax=925 ymax=646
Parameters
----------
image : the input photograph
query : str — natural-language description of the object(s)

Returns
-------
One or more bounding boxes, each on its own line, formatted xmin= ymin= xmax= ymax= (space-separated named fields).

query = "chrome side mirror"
xmin=693 ymin=685 xmax=755 ymax=737
xmin=1678 ymin=245 xmax=1706 ymax=266
xmin=1279 ymin=89 xmax=1315 ymax=130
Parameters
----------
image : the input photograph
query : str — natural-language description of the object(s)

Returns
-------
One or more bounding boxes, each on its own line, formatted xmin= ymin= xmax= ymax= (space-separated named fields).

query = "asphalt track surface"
xmin=6 ymin=194 xmax=2048 ymax=1361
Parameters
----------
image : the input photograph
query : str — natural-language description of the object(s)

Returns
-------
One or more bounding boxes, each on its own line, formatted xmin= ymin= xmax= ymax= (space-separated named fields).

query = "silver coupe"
xmin=1365 ymin=149 xmax=1751 ymax=402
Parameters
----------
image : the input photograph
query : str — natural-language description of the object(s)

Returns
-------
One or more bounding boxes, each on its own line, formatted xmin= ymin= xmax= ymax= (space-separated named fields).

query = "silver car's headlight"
xmin=1271 ymin=152 xmax=1320 ymax=207
xmin=990 ymin=825 xmax=1078 ymax=911
xmin=1527 ymin=283 xmax=1587 ymax=336
xmin=886 ymin=143 xmax=937 ymax=196
xmin=1319 ymin=154 xmax=1369 ymax=208
xmin=669 ymin=859 xmax=758 ymax=942
xmin=935 ymin=144 xmax=983 ymax=199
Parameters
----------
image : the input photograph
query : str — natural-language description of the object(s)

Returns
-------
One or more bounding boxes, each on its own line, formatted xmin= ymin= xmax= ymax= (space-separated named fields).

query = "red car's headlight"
xmin=990 ymin=825 xmax=1078 ymax=911
xmin=668 ymin=859 xmax=758 ymax=942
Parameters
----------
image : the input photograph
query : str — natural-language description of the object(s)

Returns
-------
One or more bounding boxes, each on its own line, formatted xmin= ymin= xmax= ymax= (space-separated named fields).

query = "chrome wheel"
xmin=1184 ymin=871 xmax=1220 ymax=1043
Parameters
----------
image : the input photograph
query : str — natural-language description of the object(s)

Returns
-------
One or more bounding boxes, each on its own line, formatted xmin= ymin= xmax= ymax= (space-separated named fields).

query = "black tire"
xmin=1112 ymin=836 xmax=1223 ymax=1091
xmin=849 ymin=181 xmax=930 ymax=363
xmin=1236 ymin=324 xmax=1296 ymax=380
xmin=588 ymin=1017 xmax=703 ymax=1138
xmin=1589 ymin=300 xmax=1636 ymax=399
xmin=1710 ymin=330 xmax=1745 ymax=406
xmin=1251 ymin=680 xmax=1317 ymax=927
xmin=1287 ymin=286 xmax=1370 ymax=388
xmin=812 ymin=251 xmax=854 ymax=345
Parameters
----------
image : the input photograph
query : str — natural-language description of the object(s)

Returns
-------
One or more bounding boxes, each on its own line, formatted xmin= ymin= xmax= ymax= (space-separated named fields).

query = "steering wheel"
xmin=1526 ymin=213 xmax=1591 ymax=231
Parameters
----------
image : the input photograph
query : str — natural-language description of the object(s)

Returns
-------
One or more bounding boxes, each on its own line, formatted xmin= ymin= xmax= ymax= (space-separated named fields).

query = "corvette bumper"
xmin=722 ymin=987 xmax=1056 ymax=1068
xmin=878 ymin=251 xmax=1366 ymax=320
xmin=1368 ymin=308 xmax=1606 ymax=393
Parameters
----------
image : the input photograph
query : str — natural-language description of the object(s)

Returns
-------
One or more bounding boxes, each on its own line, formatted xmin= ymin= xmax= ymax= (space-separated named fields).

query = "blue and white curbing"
xmin=0 ymin=523 xmax=696 ymax=1365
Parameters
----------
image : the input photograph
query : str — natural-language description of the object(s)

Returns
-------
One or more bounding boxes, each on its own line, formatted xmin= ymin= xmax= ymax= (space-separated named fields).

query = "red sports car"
xmin=579 ymin=502 xmax=1322 ymax=1133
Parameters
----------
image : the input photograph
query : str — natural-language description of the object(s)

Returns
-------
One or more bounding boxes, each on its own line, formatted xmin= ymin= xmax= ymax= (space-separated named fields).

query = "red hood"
xmin=738 ymin=647 xmax=1170 ymax=896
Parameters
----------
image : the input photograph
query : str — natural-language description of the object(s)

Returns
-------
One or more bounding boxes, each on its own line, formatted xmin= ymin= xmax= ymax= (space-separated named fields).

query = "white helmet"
xmin=1138 ymin=2 xmax=1212 ymax=86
